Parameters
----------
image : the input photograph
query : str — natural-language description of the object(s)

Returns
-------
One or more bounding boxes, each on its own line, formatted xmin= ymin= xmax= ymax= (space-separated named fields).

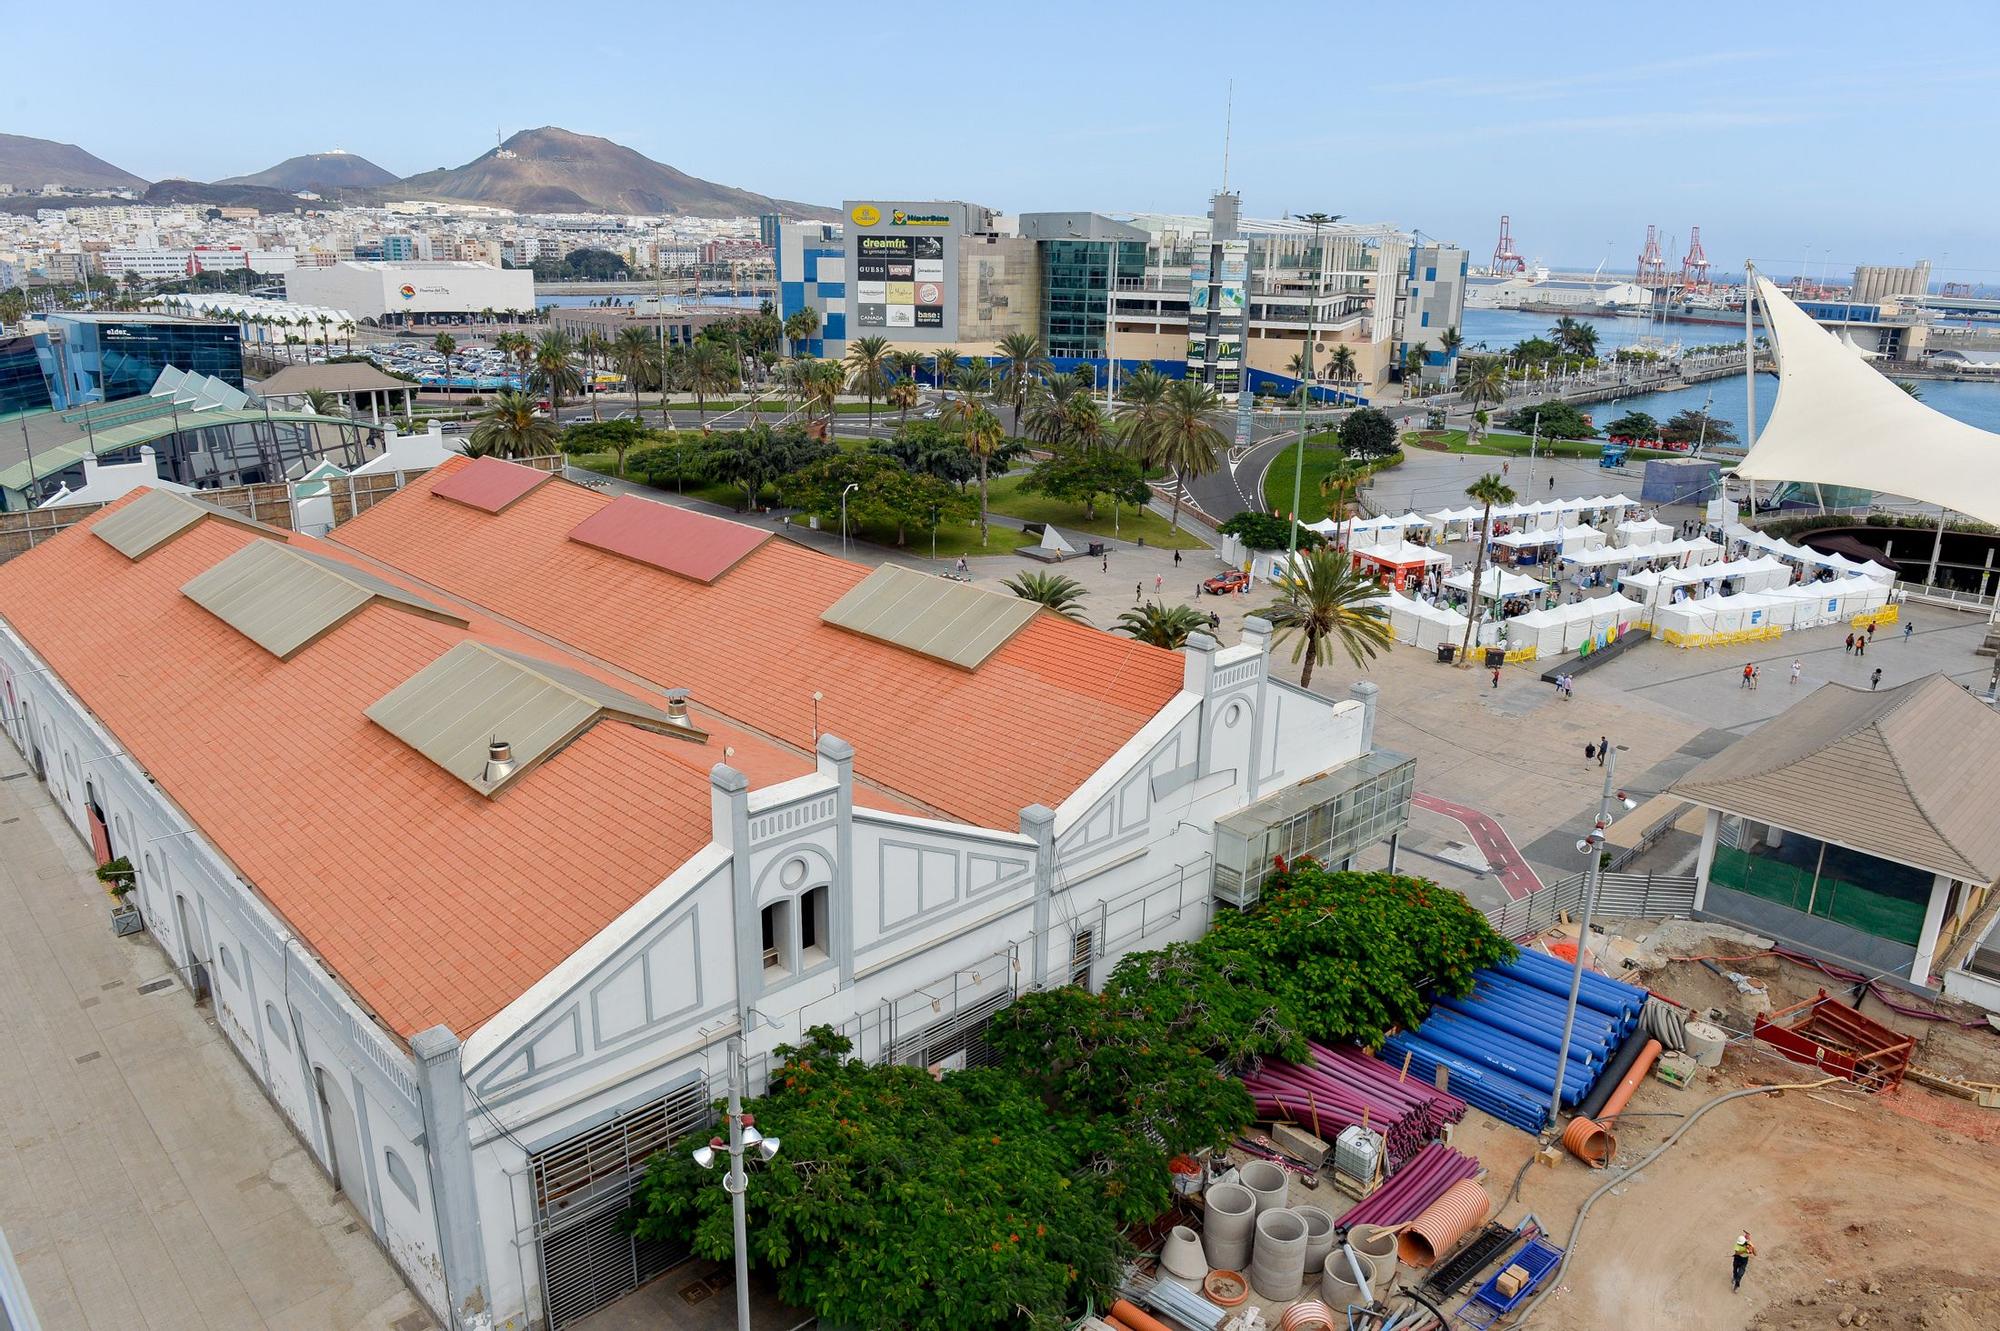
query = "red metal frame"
xmin=1752 ymin=988 xmax=1913 ymax=1090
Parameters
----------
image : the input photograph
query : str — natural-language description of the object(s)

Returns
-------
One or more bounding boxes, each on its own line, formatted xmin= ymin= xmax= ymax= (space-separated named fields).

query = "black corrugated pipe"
xmin=1575 ymin=1027 xmax=1651 ymax=1122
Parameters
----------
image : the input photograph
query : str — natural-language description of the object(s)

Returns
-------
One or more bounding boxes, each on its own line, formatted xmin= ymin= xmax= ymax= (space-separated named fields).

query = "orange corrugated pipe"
xmin=1397 ymin=1177 xmax=1492 ymax=1266
xmin=1109 ymin=1300 xmax=1173 ymax=1331
xmin=1564 ymin=1037 xmax=1662 ymax=1167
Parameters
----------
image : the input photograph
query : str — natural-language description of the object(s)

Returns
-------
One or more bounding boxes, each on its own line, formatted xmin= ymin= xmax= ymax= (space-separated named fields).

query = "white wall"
xmin=0 ymin=622 xmax=447 ymax=1324
xmin=285 ymin=261 xmax=535 ymax=320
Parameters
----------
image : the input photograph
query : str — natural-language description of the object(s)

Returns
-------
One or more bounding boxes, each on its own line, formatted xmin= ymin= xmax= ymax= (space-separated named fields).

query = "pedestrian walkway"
xmin=0 ymin=754 xmax=429 ymax=1331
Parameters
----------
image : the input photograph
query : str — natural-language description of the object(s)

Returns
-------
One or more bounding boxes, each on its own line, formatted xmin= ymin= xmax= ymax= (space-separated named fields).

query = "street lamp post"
xmin=692 ymin=1036 xmax=780 ymax=1331
xmin=840 ymin=482 xmax=858 ymax=557
xmin=1289 ymin=213 xmax=1336 ymax=562
xmin=1547 ymin=744 xmax=1636 ymax=1123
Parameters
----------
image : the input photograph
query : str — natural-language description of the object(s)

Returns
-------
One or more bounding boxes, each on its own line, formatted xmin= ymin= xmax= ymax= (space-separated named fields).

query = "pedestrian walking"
xmin=1844 ymin=632 xmax=1854 ymax=655
xmin=1173 ymin=549 xmax=1183 ymax=566
xmin=1750 ymin=665 xmax=1759 ymax=689
xmin=1740 ymin=663 xmax=1755 ymax=689
xmin=1549 ymin=477 xmax=1555 ymax=492
xmin=1789 ymin=659 xmax=1802 ymax=686
xmin=1102 ymin=553 xmax=1109 ymax=573
xmin=1903 ymin=621 xmax=1914 ymax=643
xmin=1491 ymin=667 xmax=1501 ymax=689
xmin=1597 ymin=735 xmax=1607 ymax=767
xmin=1867 ymin=620 xmax=1877 ymax=641
xmin=1731 ymin=1233 xmax=1757 ymax=1292
xmin=1135 ymin=582 xmax=1143 ymax=603
xmin=1855 ymin=634 xmax=1865 ymax=658
xmin=1871 ymin=667 xmax=1883 ymax=690
xmin=1154 ymin=573 xmax=1163 ymax=594
xmin=955 ymin=556 xmax=968 ymax=576
xmin=1584 ymin=741 xmax=1597 ymax=766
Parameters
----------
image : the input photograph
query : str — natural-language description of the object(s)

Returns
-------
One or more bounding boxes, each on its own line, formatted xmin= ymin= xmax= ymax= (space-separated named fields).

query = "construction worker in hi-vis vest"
xmin=1732 ymin=1232 xmax=1757 ymax=1292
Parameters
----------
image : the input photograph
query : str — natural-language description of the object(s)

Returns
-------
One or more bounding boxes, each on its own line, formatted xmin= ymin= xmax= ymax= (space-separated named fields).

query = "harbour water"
xmin=1458 ymin=308 xmax=2000 ymax=439
xmin=535 ymin=293 xmax=764 ymax=310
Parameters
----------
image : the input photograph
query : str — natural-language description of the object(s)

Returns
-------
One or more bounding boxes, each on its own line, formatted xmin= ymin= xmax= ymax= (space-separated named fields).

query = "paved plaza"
xmin=0 ymin=759 xmax=431 ymax=1331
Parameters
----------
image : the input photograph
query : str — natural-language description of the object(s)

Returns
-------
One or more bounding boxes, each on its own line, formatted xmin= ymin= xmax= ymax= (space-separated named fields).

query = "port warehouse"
xmin=0 ymin=457 xmax=1412 ymax=1328
xmin=284 ymin=259 xmax=536 ymax=322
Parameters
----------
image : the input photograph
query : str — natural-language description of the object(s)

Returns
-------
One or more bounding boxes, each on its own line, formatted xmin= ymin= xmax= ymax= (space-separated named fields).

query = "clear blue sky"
xmin=13 ymin=0 xmax=2000 ymax=280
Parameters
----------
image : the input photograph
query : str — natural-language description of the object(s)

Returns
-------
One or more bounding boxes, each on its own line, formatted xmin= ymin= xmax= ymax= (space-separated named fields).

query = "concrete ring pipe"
xmin=1238 ymin=1159 xmax=1290 ymax=1216
xmin=1202 ymin=1182 xmax=1257 ymax=1271
xmin=1294 ymin=1204 xmax=1336 ymax=1274
xmin=1249 ymin=1208 xmax=1308 ymax=1300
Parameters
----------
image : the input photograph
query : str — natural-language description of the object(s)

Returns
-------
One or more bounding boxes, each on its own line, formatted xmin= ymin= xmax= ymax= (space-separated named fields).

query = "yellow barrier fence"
xmin=1852 ymin=603 xmax=1899 ymax=628
xmin=1659 ymin=624 xmax=1784 ymax=650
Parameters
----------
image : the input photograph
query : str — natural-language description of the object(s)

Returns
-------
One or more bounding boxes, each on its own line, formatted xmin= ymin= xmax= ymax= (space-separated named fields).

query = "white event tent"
xmin=1505 ymin=592 xmax=1643 ymax=657
xmin=1445 ymin=566 xmax=1546 ymax=599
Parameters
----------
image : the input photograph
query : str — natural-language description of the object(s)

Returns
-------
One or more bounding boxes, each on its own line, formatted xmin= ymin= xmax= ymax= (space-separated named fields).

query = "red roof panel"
xmin=568 ymin=494 xmax=771 ymax=583
xmin=431 ymin=456 xmax=553 ymax=514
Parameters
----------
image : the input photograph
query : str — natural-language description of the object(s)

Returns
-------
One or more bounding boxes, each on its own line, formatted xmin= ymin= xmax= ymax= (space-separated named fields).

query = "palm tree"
xmin=887 ymin=349 xmax=927 ymax=396
xmin=783 ymin=307 xmax=820 ymax=357
xmin=1318 ymin=456 xmax=1369 ymax=549
xmin=1023 ymin=373 xmax=1084 ymax=445
xmin=1327 ymin=343 xmax=1358 ymax=393
xmin=1460 ymin=358 xmax=1506 ymax=444
xmin=1439 ymin=326 xmax=1464 ymax=362
xmin=931 ymin=347 xmax=961 ymax=395
xmin=804 ymin=357 xmax=845 ymax=436
xmin=612 ymin=326 xmax=658 ymax=421
xmin=1113 ymin=365 xmax=1170 ymax=461
xmin=1897 ymin=379 xmax=1924 ymax=401
xmin=994 ymin=333 xmax=1050 ymax=434
xmin=1116 ymin=602 xmax=1210 ymax=650
xmin=1457 ymin=472 xmax=1518 ymax=667
xmin=1550 ymin=316 xmax=1586 ymax=355
xmin=844 ymin=335 xmax=892 ymax=430
xmin=1261 ymin=547 xmax=1393 ymax=687
xmin=469 ymin=390 xmax=558 ymax=459
xmin=580 ymin=332 xmax=611 ymax=420
xmin=1147 ymin=378 xmax=1227 ymax=531
xmin=301 ymin=388 xmax=344 ymax=418
xmin=1402 ymin=344 xmax=1428 ymax=392
xmin=685 ymin=340 xmax=739 ymax=426
xmin=888 ymin=377 xmax=920 ymax=426
xmin=1061 ymin=393 xmax=1110 ymax=451
xmin=432 ymin=332 xmax=457 ymax=390
xmin=1001 ymin=571 xmax=1088 ymax=620
xmin=530 ymin=329 xmax=583 ymax=420
xmin=962 ymin=407 xmax=1005 ymax=545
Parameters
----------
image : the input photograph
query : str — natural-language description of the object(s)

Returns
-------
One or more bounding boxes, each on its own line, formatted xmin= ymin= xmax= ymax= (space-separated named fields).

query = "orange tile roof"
xmin=0 ymin=496 xmax=863 ymax=1040
xmin=333 ymin=460 xmax=1187 ymax=827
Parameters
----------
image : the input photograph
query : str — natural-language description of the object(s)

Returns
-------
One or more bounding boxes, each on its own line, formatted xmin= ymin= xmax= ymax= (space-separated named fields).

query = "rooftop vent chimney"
xmin=665 ymin=688 xmax=692 ymax=728
xmin=482 ymin=739 xmax=516 ymax=785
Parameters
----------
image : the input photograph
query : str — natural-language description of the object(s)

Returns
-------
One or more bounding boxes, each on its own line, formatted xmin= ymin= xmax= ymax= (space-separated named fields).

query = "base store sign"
xmin=855 ymin=234 xmax=947 ymax=330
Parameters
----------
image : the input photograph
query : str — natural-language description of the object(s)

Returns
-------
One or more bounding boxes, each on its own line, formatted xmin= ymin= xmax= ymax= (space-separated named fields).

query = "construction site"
xmin=1085 ymin=914 xmax=2000 ymax=1331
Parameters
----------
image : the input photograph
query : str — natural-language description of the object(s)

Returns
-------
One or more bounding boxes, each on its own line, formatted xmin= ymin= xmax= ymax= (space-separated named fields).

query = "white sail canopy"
xmin=1735 ymin=275 xmax=2000 ymax=525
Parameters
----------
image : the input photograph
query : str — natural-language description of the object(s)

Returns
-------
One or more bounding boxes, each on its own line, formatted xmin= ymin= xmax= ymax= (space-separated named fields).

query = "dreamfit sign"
xmin=842 ymin=200 xmax=992 ymax=340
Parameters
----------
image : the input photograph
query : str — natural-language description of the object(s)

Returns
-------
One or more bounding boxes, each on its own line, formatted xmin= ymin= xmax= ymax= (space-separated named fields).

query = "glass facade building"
xmin=0 ymin=334 xmax=51 ymax=417
xmin=41 ymin=314 xmax=244 ymax=409
xmin=1040 ymin=239 xmax=1146 ymax=358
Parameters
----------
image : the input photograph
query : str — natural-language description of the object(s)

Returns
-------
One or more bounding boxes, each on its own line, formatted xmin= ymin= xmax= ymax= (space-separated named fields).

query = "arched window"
xmin=264 ymin=1002 xmax=291 ymax=1048
xmin=383 ymin=1148 xmax=419 ymax=1206
xmin=217 ymin=944 xmax=239 ymax=985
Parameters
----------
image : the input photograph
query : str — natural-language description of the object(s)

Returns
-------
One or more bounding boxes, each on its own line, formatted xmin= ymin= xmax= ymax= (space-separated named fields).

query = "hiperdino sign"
xmin=891 ymin=210 xmax=951 ymax=227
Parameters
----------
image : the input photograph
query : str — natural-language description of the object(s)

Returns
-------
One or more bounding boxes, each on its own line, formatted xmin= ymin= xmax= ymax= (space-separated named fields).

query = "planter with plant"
xmin=96 ymin=856 xmax=143 ymax=935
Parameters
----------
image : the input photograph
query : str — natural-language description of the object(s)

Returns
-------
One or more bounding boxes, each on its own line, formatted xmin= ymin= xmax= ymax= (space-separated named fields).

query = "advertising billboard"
xmin=846 ymin=206 xmax=958 ymax=337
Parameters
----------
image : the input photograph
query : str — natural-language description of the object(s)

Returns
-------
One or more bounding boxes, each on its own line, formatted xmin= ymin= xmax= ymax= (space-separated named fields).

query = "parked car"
xmin=1202 ymin=569 xmax=1250 ymax=595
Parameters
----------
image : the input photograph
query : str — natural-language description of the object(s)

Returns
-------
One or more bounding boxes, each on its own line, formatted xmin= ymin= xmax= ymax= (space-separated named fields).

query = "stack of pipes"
xmin=1240 ymin=1042 xmax=1468 ymax=1165
xmin=1379 ymin=954 xmax=1648 ymax=1135
xmin=1334 ymin=1142 xmax=1479 ymax=1227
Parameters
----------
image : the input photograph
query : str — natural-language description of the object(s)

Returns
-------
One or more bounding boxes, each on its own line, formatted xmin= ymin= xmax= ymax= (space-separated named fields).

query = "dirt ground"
xmin=1441 ymin=933 xmax=2000 ymax=1331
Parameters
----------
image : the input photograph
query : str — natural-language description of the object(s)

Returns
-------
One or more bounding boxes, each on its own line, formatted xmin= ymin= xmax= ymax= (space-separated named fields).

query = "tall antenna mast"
xmin=1221 ymin=79 xmax=1234 ymax=192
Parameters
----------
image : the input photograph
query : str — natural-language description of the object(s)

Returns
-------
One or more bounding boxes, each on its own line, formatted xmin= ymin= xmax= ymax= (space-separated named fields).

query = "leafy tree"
xmin=626 ymin=439 xmax=714 ymax=492
xmin=1204 ymin=865 xmax=1516 ymax=1048
xmin=467 ymin=390 xmax=556 ymax=459
xmin=1147 ymin=379 xmax=1228 ymax=530
xmin=1000 ymin=571 xmax=1088 ymax=620
xmin=1500 ymin=399 xmax=1593 ymax=440
xmin=1260 ymin=548 xmax=1393 ymax=687
xmin=1605 ymin=410 xmax=1658 ymax=441
xmin=1659 ymin=407 xmax=1735 ymax=447
xmin=627 ymin=1028 xmax=1128 ymax=1331
xmin=1338 ymin=407 xmax=1399 ymax=458
xmin=709 ymin=423 xmax=835 ymax=510
xmin=868 ymin=420 xmax=979 ymax=487
xmin=844 ymin=335 xmax=892 ymax=430
xmin=1115 ymin=601 xmax=1211 ymax=649
xmin=1458 ymin=472 xmax=1517 ymax=665
xmin=1219 ymin=511 xmax=1326 ymax=552
xmin=1510 ymin=335 xmax=1562 ymax=364
xmin=781 ymin=451 xmax=974 ymax=546
xmin=562 ymin=418 xmax=649 ymax=478
xmin=1019 ymin=445 xmax=1149 ymax=522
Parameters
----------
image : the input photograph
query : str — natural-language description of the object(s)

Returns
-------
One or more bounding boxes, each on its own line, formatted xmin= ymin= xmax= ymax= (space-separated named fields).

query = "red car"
xmin=1203 ymin=569 xmax=1250 ymax=595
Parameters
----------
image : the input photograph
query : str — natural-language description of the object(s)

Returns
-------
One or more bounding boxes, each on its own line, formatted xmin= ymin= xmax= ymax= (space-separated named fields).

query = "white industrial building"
xmin=284 ymin=260 xmax=536 ymax=323
xmin=0 ymin=459 xmax=1411 ymax=1329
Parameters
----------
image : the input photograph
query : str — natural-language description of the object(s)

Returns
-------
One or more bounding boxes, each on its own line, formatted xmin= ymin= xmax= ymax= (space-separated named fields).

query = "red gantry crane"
xmin=1680 ymin=226 xmax=1710 ymax=291
xmin=1636 ymin=225 xmax=1669 ymax=289
xmin=1491 ymin=214 xmax=1526 ymax=274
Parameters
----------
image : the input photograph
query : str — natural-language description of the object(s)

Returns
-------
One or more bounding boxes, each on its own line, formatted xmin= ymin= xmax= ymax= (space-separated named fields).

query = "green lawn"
xmin=564 ymin=452 xmax=748 ymax=510
xmin=1261 ymin=445 xmax=1405 ymax=524
xmin=1409 ymin=429 xmax=1680 ymax=460
xmin=787 ymin=514 xmax=1035 ymax=559
xmin=984 ymin=473 xmax=1210 ymax=550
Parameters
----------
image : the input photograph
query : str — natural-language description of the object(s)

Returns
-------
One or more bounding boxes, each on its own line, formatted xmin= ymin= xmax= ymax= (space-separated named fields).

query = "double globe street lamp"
xmin=692 ymin=1036 xmax=781 ymax=1331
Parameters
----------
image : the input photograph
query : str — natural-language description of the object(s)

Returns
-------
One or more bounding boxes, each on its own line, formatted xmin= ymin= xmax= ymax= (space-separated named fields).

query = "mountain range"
xmin=0 ymin=127 xmax=832 ymax=219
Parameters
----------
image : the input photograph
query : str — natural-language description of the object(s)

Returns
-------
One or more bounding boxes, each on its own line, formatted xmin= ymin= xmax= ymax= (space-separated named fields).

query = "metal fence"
xmin=1894 ymin=580 xmax=1999 ymax=617
xmin=1482 ymin=871 xmax=1699 ymax=941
